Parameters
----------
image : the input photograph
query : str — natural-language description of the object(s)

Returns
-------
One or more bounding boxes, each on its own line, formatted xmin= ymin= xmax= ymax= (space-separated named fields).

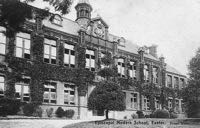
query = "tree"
xmin=88 ymin=52 xmax=125 ymax=119
xmin=182 ymin=48 xmax=200 ymax=118
xmin=88 ymin=80 xmax=126 ymax=119
xmin=0 ymin=0 xmax=73 ymax=37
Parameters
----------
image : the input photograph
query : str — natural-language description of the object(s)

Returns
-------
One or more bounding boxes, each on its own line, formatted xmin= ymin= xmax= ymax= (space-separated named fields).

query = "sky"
xmin=31 ymin=0 xmax=200 ymax=76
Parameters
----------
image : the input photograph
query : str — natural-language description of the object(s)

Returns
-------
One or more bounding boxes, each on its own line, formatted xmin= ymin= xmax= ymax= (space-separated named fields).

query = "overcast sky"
xmin=31 ymin=0 xmax=200 ymax=76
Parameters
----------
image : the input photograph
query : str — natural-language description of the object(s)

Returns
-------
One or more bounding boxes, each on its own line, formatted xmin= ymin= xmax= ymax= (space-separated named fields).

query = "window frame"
xmin=64 ymin=43 xmax=75 ymax=68
xmin=85 ymin=49 xmax=95 ymax=71
xmin=44 ymin=38 xmax=57 ymax=64
xmin=118 ymin=58 xmax=125 ymax=77
xmin=43 ymin=81 xmax=57 ymax=104
xmin=0 ymin=27 xmax=6 ymax=55
xmin=144 ymin=64 xmax=149 ymax=82
xmin=0 ymin=76 xmax=5 ymax=98
xmin=64 ymin=83 xmax=75 ymax=105
xmin=15 ymin=32 xmax=31 ymax=59
xmin=129 ymin=61 xmax=137 ymax=80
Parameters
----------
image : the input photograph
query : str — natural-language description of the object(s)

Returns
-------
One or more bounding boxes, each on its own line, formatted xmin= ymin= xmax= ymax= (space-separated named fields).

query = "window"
xmin=153 ymin=67 xmax=158 ymax=84
xmin=144 ymin=96 xmax=150 ymax=110
xmin=100 ymin=52 xmax=105 ymax=69
xmin=167 ymin=75 xmax=172 ymax=88
xmin=174 ymin=77 xmax=179 ymax=89
xmin=44 ymin=38 xmax=57 ymax=64
xmin=155 ymin=97 xmax=161 ymax=109
xmin=64 ymin=43 xmax=75 ymax=68
xmin=64 ymin=83 xmax=75 ymax=105
xmin=16 ymin=32 xmax=31 ymax=59
xmin=175 ymin=99 xmax=179 ymax=112
xmin=43 ymin=81 xmax=57 ymax=104
xmin=180 ymin=78 xmax=185 ymax=89
xmin=15 ymin=77 xmax=30 ymax=102
xmin=129 ymin=61 xmax=136 ymax=79
xmin=118 ymin=58 xmax=125 ymax=77
xmin=53 ymin=15 xmax=62 ymax=26
xmin=86 ymin=49 xmax=95 ymax=71
xmin=144 ymin=64 xmax=149 ymax=82
xmin=0 ymin=76 xmax=5 ymax=98
xmin=0 ymin=27 xmax=6 ymax=55
xmin=168 ymin=98 xmax=173 ymax=109
xmin=131 ymin=93 xmax=138 ymax=109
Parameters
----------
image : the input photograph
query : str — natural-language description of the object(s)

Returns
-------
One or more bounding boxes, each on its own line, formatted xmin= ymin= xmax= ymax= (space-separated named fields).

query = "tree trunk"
xmin=105 ymin=109 xmax=109 ymax=119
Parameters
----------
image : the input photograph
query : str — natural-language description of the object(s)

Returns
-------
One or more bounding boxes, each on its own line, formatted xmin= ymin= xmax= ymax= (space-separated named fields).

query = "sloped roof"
xmin=108 ymin=34 xmax=159 ymax=61
xmin=43 ymin=17 xmax=80 ymax=36
xmin=166 ymin=64 xmax=184 ymax=76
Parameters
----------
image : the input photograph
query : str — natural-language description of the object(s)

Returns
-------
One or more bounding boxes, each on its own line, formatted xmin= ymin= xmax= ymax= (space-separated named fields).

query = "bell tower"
xmin=75 ymin=0 xmax=93 ymax=28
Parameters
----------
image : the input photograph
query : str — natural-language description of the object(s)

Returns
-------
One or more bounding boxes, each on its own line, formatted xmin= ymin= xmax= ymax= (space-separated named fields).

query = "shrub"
xmin=145 ymin=115 xmax=150 ymax=118
xmin=153 ymin=109 xmax=169 ymax=118
xmin=0 ymin=98 xmax=21 ymax=116
xmin=46 ymin=108 xmax=54 ymax=118
xmin=64 ymin=109 xmax=75 ymax=119
xmin=186 ymin=102 xmax=200 ymax=118
xmin=23 ymin=103 xmax=38 ymax=116
xmin=34 ymin=106 xmax=43 ymax=118
xmin=170 ymin=112 xmax=178 ymax=118
xmin=136 ymin=111 xmax=145 ymax=118
xmin=55 ymin=107 xmax=64 ymax=118
xmin=131 ymin=113 xmax=138 ymax=119
xmin=150 ymin=113 xmax=155 ymax=118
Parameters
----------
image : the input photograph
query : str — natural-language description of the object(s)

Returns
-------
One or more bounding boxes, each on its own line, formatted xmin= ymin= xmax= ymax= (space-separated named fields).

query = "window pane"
xmin=70 ymin=55 xmax=75 ymax=65
xmin=16 ymin=37 xmax=23 ymax=47
xmin=91 ymin=59 xmax=95 ymax=68
xmin=71 ymin=50 xmax=75 ymax=55
xmin=0 ymin=33 xmax=6 ymax=43
xmin=44 ymin=38 xmax=50 ymax=45
xmin=0 ymin=77 xmax=4 ymax=82
xmin=121 ymin=67 xmax=125 ymax=75
xmin=51 ymin=46 xmax=56 ymax=56
xmin=24 ymin=39 xmax=30 ymax=49
xmin=65 ymin=49 xmax=69 ymax=54
xmin=0 ymin=83 xmax=4 ymax=92
xmin=15 ymin=84 xmax=22 ymax=93
xmin=0 ymin=44 xmax=5 ymax=54
xmin=50 ymin=40 xmax=56 ymax=46
xmin=44 ymin=45 xmax=50 ymax=54
xmin=23 ymin=86 xmax=29 ymax=93
xmin=16 ymin=48 xmax=23 ymax=58
xmin=86 ymin=59 xmax=90 ymax=67
xmin=65 ymin=43 xmax=74 ymax=50
xmin=64 ymin=54 xmax=69 ymax=64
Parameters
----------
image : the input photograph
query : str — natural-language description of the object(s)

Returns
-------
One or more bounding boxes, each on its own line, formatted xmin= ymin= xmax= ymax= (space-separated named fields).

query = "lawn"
xmin=63 ymin=119 xmax=200 ymax=128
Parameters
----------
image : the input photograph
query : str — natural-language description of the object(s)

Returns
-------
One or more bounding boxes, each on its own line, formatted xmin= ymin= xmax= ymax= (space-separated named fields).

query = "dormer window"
xmin=118 ymin=37 xmax=125 ymax=47
xmin=52 ymin=15 xmax=62 ymax=26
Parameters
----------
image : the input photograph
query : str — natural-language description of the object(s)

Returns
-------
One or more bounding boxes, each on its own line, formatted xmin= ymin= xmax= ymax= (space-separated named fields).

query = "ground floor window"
xmin=131 ymin=93 xmax=138 ymax=109
xmin=168 ymin=98 xmax=173 ymax=110
xmin=43 ymin=81 xmax=57 ymax=104
xmin=175 ymin=99 xmax=179 ymax=112
xmin=143 ymin=96 xmax=150 ymax=110
xmin=15 ymin=77 xmax=30 ymax=102
xmin=155 ymin=97 xmax=161 ymax=109
xmin=0 ymin=76 xmax=5 ymax=98
xmin=64 ymin=83 xmax=75 ymax=105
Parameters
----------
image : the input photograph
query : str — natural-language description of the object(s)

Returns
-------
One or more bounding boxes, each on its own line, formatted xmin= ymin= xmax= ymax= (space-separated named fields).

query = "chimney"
xmin=148 ymin=45 xmax=158 ymax=58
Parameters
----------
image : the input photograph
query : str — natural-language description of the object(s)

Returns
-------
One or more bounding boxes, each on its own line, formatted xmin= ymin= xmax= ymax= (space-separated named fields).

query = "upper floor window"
xmin=64 ymin=43 xmax=75 ymax=68
xmin=153 ymin=66 xmax=158 ymax=84
xmin=174 ymin=77 xmax=179 ymax=89
xmin=44 ymin=38 xmax=57 ymax=64
xmin=180 ymin=78 xmax=185 ymax=89
xmin=144 ymin=64 xmax=149 ymax=82
xmin=15 ymin=76 xmax=30 ymax=102
xmin=52 ymin=15 xmax=62 ymax=26
xmin=86 ymin=49 xmax=95 ymax=71
xmin=43 ymin=81 xmax=57 ymax=104
xmin=118 ymin=58 xmax=125 ymax=77
xmin=129 ymin=61 xmax=136 ymax=79
xmin=64 ymin=83 xmax=75 ymax=105
xmin=0 ymin=27 xmax=6 ymax=55
xmin=0 ymin=76 xmax=5 ymax=98
xmin=16 ymin=32 xmax=31 ymax=59
xmin=167 ymin=75 xmax=172 ymax=88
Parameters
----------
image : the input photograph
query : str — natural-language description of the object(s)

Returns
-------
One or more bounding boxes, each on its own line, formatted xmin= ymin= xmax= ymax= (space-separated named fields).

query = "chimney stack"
xmin=148 ymin=45 xmax=158 ymax=58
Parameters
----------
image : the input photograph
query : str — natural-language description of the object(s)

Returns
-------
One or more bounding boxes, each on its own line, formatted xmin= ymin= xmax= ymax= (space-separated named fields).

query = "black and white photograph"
xmin=0 ymin=0 xmax=200 ymax=128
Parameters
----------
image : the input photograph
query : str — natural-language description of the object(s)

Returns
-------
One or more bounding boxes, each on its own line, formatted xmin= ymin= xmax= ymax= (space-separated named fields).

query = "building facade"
xmin=0 ymin=0 xmax=187 ymax=119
